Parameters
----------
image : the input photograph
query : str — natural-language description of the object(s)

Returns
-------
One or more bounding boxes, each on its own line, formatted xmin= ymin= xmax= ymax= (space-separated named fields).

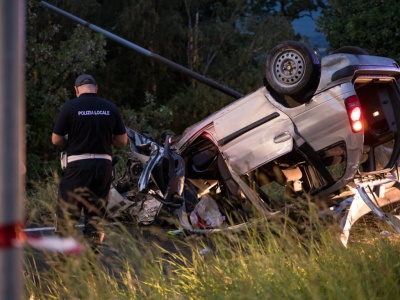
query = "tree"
xmin=26 ymin=0 xmax=106 ymax=180
xmin=91 ymin=0 xmax=188 ymax=109
xmin=273 ymin=0 xmax=326 ymax=20
xmin=317 ymin=0 xmax=400 ymax=61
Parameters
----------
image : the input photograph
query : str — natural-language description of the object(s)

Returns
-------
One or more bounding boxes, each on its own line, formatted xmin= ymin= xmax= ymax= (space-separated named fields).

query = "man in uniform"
xmin=52 ymin=74 xmax=127 ymax=251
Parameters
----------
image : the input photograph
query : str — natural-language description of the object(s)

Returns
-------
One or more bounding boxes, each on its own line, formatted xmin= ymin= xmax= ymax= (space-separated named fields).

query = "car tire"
xmin=265 ymin=40 xmax=320 ymax=100
xmin=332 ymin=46 xmax=369 ymax=55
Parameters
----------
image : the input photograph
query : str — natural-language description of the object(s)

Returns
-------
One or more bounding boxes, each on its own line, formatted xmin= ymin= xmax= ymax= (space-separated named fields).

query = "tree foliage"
xmin=273 ymin=0 xmax=326 ymax=19
xmin=317 ymin=0 xmax=400 ymax=61
xmin=26 ymin=0 xmax=106 ymax=180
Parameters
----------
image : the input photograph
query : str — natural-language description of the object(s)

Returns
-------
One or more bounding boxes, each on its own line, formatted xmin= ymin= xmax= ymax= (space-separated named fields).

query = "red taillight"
xmin=350 ymin=107 xmax=361 ymax=121
xmin=345 ymin=95 xmax=363 ymax=132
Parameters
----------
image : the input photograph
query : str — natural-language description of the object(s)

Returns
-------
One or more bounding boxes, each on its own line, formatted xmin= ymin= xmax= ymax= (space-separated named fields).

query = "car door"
xmin=213 ymin=87 xmax=295 ymax=175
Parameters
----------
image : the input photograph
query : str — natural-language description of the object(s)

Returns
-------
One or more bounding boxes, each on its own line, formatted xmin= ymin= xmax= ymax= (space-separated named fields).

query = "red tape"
xmin=0 ymin=222 xmax=26 ymax=248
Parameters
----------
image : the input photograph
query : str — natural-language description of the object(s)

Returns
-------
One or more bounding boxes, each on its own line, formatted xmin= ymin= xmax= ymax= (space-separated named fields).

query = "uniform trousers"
xmin=57 ymin=159 xmax=112 ymax=244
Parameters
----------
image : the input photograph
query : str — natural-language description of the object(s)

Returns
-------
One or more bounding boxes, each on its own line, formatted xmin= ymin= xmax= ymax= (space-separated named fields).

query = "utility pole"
xmin=0 ymin=1 xmax=26 ymax=299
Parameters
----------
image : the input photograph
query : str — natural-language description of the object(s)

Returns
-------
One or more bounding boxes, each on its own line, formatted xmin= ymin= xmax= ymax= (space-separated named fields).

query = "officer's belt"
xmin=67 ymin=153 xmax=112 ymax=163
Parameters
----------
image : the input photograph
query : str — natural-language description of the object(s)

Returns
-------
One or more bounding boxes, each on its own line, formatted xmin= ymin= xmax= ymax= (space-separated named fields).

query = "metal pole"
xmin=0 ymin=1 xmax=26 ymax=299
xmin=40 ymin=1 xmax=244 ymax=99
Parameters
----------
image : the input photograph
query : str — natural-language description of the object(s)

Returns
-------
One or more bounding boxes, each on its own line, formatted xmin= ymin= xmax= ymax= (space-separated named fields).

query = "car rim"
xmin=273 ymin=49 xmax=305 ymax=86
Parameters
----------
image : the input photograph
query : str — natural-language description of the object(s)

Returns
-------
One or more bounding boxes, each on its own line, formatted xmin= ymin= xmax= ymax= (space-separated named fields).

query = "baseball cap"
xmin=75 ymin=74 xmax=96 ymax=87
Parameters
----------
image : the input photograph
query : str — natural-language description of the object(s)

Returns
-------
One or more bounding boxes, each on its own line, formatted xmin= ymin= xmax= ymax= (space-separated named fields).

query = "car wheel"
xmin=332 ymin=46 xmax=369 ymax=55
xmin=265 ymin=41 xmax=320 ymax=100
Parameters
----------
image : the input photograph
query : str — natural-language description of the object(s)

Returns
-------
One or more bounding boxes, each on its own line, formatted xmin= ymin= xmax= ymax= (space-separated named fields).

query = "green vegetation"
xmin=24 ymin=180 xmax=400 ymax=299
xmin=24 ymin=191 xmax=400 ymax=299
xmin=317 ymin=0 xmax=400 ymax=61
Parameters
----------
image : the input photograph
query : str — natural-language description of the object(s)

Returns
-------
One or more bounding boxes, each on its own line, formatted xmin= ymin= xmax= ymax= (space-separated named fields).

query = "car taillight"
xmin=345 ymin=95 xmax=363 ymax=132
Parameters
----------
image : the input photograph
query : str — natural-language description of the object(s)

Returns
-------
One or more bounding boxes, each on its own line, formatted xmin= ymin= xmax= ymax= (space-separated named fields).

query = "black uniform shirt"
xmin=53 ymin=93 xmax=126 ymax=156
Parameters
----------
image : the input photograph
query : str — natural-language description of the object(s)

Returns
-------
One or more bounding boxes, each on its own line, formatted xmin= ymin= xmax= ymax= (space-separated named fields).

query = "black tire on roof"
xmin=265 ymin=40 xmax=321 ymax=101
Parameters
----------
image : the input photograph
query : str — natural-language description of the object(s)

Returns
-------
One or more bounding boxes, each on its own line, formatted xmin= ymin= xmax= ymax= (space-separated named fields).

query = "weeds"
xmin=24 ymin=180 xmax=400 ymax=299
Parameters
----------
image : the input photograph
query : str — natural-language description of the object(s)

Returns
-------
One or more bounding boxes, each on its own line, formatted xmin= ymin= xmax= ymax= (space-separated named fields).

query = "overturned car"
xmin=107 ymin=41 xmax=400 ymax=246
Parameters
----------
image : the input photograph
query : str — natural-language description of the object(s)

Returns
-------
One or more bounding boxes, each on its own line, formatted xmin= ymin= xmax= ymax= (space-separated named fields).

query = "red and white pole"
xmin=0 ymin=1 xmax=26 ymax=299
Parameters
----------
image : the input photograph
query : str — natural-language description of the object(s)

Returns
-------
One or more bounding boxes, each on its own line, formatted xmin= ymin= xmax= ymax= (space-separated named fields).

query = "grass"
xmin=24 ymin=172 xmax=59 ymax=227
xmin=24 ymin=180 xmax=400 ymax=299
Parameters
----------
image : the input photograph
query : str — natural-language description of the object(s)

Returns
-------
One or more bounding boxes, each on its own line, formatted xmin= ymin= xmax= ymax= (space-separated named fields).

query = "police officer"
xmin=52 ymin=74 xmax=127 ymax=251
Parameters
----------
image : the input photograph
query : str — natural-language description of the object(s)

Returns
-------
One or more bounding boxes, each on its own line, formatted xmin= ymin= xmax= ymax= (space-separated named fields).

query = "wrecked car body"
xmin=107 ymin=41 xmax=400 ymax=246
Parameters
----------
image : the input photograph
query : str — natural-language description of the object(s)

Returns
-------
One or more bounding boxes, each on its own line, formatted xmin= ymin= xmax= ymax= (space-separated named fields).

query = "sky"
xmin=292 ymin=11 xmax=328 ymax=51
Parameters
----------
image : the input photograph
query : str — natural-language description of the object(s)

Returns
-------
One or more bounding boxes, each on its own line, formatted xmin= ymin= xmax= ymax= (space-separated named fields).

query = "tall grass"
xmin=24 ymin=181 xmax=400 ymax=299
xmin=24 ymin=172 xmax=59 ymax=227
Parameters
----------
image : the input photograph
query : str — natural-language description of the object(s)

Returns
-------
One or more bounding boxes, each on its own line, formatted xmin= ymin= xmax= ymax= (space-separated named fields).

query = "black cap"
xmin=75 ymin=74 xmax=96 ymax=87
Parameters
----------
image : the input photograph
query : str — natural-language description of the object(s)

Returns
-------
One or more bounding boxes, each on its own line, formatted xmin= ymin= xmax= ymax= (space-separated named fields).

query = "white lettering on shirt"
xmin=77 ymin=110 xmax=110 ymax=116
